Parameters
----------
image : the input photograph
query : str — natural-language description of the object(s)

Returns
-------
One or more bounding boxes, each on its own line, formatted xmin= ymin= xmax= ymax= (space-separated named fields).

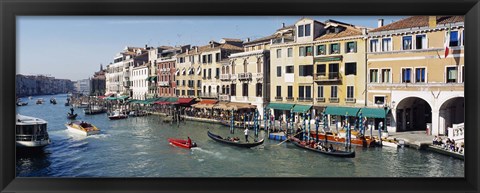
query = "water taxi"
xmin=36 ymin=98 xmax=44 ymax=104
xmin=65 ymin=121 xmax=100 ymax=136
xmin=16 ymin=114 xmax=51 ymax=148
xmin=108 ymin=110 xmax=128 ymax=120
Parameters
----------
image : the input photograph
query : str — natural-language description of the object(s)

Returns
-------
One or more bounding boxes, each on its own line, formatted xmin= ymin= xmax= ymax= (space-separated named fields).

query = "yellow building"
xmin=367 ymin=16 xmax=464 ymax=135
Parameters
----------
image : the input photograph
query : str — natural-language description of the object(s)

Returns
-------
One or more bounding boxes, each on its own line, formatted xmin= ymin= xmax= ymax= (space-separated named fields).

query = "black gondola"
xmin=290 ymin=137 xmax=355 ymax=158
xmin=207 ymin=131 xmax=264 ymax=148
xmin=65 ymin=102 xmax=70 ymax=106
xmin=67 ymin=113 xmax=78 ymax=119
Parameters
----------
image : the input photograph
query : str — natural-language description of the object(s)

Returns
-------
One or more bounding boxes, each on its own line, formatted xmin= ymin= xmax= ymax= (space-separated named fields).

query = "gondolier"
xmin=244 ymin=128 xmax=249 ymax=142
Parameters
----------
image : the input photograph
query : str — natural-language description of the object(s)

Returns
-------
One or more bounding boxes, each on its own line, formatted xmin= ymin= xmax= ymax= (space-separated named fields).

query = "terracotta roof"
xmin=177 ymin=43 xmax=243 ymax=56
xmin=370 ymin=16 xmax=464 ymax=32
xmin=315 ymin=26 xmax=363 ymax=41
xmin=244 ymin=34 xmax=278 ymax=45
xmin=222 ymin=38 xmax=243 ymax=42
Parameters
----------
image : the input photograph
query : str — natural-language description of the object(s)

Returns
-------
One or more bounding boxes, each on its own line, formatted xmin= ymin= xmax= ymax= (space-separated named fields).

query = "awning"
xmin=213 ymin=102 xmax=229 ymax=110
xmin=324 ymin=106 xmax=361 ymax=116
xmin=175 ymin=69 xmax=180 ymax=75
xmin=192 ymin=99 xmax=218 ymax=109
xmin=360 ymin=107 xmax=390 ymax=118
xmin=105 ymin=97 xmax=117 ymax=100
xmin=266 ymin=103 xmax=295 ymax=111
xmin=197 ymin=66 xmax=202 ymax=75
xmin=166 ymin=97 xmax=178 ymax=102
xmin=292 ymin=104 xmax=312 ymax=113
xmin=145 ymin=77 xmax=151 ymax=81
xmin=176 ymin=98 xmax=195 ymax=105
xmin=118 ymin=96 xmax=129 ymax=100
xmin=226 ymin=102 xmax=255 ymax=110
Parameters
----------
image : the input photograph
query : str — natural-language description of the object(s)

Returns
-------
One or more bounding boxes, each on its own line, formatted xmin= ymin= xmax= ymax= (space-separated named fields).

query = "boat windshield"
xmin=16 ymin=123 xmax=47 ymax=135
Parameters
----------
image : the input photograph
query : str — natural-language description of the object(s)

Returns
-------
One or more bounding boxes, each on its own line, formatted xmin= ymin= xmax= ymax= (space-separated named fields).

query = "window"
xmin=182 ymin=90 xmax=185 ymax=96
xmin=176 ymin=80 xmax=179 ymax=86
xmin=462 ymin=30 xmax=464 ymax=46
xmin=231 ymin=84 xmax=236 ymax=95
xmin=299 ymin=47 xmax=305 ymax=56
xmin=202 ymin=55 xmax=207 ymax=64
xmin=382 ymin=38 xmax=392 ymax=52
xmin=381 ymin=69 xmax=391 ymax=83
xmin=305 ymin=24 xmax=311 ymax=36
xmin=197 ymin=80 xmax=201 ymax=87
xmin=306 ymin=46 xmax=313 ymax=56
xmin=287 ymin=86 xmax=293 ymax=98
xmin=345 ymin=62 xmax=356 ymax=75
xmin=331 ymin=86 xmax=338 ymax=98
xmin=370 ymin=39 xmax=379 ymax=52
xmin=298 ymin=86 xmax=304 ymax=98
xmin=182 ymin=80 xmax=186 ymax=86
xmin=286 ymin=66 xmax=294 ymax=73
xmin=203 ymin=69 xmax=206 ymax=78
xmin=347 ymin=86 xmax=354 ymax=99
xmin=446 ymin=66 xmax=457 ymax=83
xmin=216 ymin=68 xmax=220 ymax=78
xmin=402 ymin=68 xmax=412 ymax=83
xmin=462 ymin=66 xmax=465 ymax=83
xmin=276 ymin=86 xmax=281 ymax=97
xmin=346 ymin=42 xmax=357 ymax=53
xmin=370 ymin=69 xmax=378 ymax=83
xmin=374 ymin=96 xmax=385 ymax=105
xmin=415 ymin=68 xmax=426 ymax=83
xmin=242 ymin=83 xmax=248 ymax=96
xmin=450 ymin=31 xmax=459 ymax=47
xmin=305 ymin=86 xmax=311 ymax=99
xmin=299 ymin=65 xmax=313 ymax=76
xmin=287 ymin=48 xmax=293 ymax=57
xmin=215 ymin=53 xmax=220 ymax=62
xmin=298 ymin=25 xmax=304 ymax=37
xmin=208 ymin=54 xmax=212 ymax=63
xmin=208 ymin=69 xmax=212 ymax=79
xmin=415 ymin=35 xmax=427 ymax=49
xmin=330 ymin=43 xmax=340 ymax=54
xmin=402 ymin=36 xmax=412 ymax=50
xmin=317 ymin=86 xmax=324 ymax=98
xmin=256 ymin=83 xmax=262 ymax=97
xmin=277 ymin=66 xmax=282 ymax=77
xmin=276 ymin=49 xmax=282 ymax=58
xmin=317 ymin=45 xmax=326 ymax=55
xmin=316 ymin=64 xmax=326 ymax=76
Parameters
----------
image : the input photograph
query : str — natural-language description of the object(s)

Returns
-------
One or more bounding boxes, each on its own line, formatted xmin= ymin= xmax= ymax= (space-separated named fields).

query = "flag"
xmin=444 ymin=27 xmax=451 ymax=58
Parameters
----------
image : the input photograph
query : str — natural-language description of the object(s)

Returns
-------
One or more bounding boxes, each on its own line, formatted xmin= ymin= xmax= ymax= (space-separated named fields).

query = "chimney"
xmin=378 ymin=19 xmax=384 ymax=27
xmin=145 ymin=44 xmax=148 ymax=49
xmin=428 ymin=16 xmax=437 ymax=28
xmin=246 ymin=38 xmax=250 ymax=42
xmin=195 ymin=46 xmax=198 ymax=52
xmin=362 ymin=28 xmax=367 ymax=35
xmin=186 ymin=48 xmax=189 ymax=54
xmin=282 ymin=23 xmax=285 ymax=28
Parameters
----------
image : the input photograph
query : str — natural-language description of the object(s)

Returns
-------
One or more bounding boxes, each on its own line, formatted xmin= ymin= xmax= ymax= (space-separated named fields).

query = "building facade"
xmin=157 ymin=46 xmax=188 ymax=97
xmin=90 ymin=65 xmax=106 ymax=96
xmin=75 ymin=79 xmax=90 ymax=96
xmin=367 ymin=16 xmax=464 ymax=135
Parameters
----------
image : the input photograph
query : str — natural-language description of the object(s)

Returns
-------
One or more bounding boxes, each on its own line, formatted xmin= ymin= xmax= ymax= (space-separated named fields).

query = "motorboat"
xmin=108 ymin=110 xmax=128 ymax=120
xmin=16 ymin=98 xmax=28 ymax=106
xmin=168 ymin=138 xmax=197 ymax=149
xmin=36 ymin=98 xmax=44 ymax=104
xmin=50 ymin=98 xmax=57 ymax=104
xmin=65 ymin=121 xmax=100 ymax=136
xmin=16 ymin=114 xmax=51 ymax=147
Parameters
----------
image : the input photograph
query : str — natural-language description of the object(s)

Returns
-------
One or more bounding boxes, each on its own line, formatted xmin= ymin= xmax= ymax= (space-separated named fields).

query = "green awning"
xmin=166 ymin=97 xmax=178 ymax=102
xmin=145 ymin=77 xmax=151 ymax=81
xmin=266 ymin=103 xmax=295 ymax=111
xmin=314 ymin=56 xmax=343 ymax=62
xmin=292 ymin=104 xmax=312 ymax=113
xmin=151 ymin=76 xmax=157 ymax=81
xmin=324 ymin=106 xmax=361 ymax=116
xmin=105 ymin=97 xmax=117 ymax=100
xmin=360 ymin=107 xmax=390 ymax=118
xmin=118 ymin=96 xmax=129 ymax=100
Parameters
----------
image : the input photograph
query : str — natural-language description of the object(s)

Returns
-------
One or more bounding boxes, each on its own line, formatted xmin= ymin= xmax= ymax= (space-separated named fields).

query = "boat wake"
xmin=191 ymin=148 xmax=226 ymax=160
xmin=88 ymin=134 xmax=111 ymax=139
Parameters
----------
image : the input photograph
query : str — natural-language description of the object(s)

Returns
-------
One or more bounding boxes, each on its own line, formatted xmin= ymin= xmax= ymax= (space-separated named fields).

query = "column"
xmin=431 ymin=109 xmax=440 ymax=136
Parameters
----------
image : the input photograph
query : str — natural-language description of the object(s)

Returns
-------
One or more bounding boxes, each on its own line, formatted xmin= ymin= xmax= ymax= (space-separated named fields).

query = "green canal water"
xmin=16 ymin=94 xmax=464 ymax=177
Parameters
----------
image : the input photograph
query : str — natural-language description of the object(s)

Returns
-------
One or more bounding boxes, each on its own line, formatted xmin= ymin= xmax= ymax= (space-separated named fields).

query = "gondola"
xmin=67 ymin=113 xmax=78 ymax=119
xmin=207 ymin=131 xmax=264 ymax=148
xmin=290 ymin=137 xmax=355 ymax=158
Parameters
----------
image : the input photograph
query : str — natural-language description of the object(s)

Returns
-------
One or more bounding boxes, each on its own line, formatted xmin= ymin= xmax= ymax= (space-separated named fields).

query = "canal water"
xmin=16 ymin=94 xmax=464 ymax=177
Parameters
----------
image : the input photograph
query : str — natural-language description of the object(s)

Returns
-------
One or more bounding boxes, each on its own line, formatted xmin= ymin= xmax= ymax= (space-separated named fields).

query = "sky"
xmin=17 ymin=16 xmax=406 ymax=81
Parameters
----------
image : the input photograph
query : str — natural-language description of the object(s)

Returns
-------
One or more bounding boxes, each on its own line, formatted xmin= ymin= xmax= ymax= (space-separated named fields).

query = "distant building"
xmin=156 ymin=45 xmax=188 ymax=97
xmin=75 ymin=79 xmax=90 ymax=95
xmin=16 ymin=74 xmax=75 ymax=97
xmin=90 ymin=64 xmax=106 ymax=96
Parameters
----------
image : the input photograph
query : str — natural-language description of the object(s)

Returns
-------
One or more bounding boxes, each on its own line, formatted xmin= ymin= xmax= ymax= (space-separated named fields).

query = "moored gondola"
xmin=207 ymin=131 xmax=264 ymax=148
xmin=289 ymin=137 xmax=355 ymax=158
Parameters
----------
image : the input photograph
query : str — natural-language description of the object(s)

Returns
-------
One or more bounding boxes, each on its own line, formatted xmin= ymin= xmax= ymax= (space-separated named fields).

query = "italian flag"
xmin=444 ymin=27 xmax=451 ymax=58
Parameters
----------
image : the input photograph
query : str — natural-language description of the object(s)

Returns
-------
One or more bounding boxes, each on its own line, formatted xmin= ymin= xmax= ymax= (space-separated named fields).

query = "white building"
xmin=75 ymin=79 xmax=90 ymax=95
xmin=131 ymin=64 xmax=149 ymax=100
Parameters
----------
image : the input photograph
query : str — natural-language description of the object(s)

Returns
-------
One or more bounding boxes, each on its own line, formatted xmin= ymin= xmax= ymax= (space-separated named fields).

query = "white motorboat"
xmin=16 ymin=114 xmax=51 ymax=147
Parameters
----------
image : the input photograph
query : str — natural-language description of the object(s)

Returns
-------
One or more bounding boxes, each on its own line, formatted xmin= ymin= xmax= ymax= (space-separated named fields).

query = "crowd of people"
xmin=432 ymin=135 xmax=464 ymax=154
xmin=300 ymin=139 xmax=336 ymax=152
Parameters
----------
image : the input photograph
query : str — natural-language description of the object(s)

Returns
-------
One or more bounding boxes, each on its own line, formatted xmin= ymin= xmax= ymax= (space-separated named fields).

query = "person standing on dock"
xmin=244 ymin=127 xmax=249 ymax=142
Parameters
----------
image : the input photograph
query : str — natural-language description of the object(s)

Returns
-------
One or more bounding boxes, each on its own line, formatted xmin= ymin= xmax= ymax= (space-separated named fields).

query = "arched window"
xmin=226 ymin=66 xmax=230 ymax=74
xmin=208 ymin=86 xmax=212 ymax=93
xmin=231 ymin=61 xmax=235 ymax=74
xmin=222 ymin=85 xmax=226 ymax=94
xmin=257 ymin=58 xmax=262 ymax=73
xmin=222 ymin=66 xmax=225 ymax=74
xmin=243 ymin=59 xmax=248 ymax=73
xmin=216 ymin=85 xmax=220 ymax=94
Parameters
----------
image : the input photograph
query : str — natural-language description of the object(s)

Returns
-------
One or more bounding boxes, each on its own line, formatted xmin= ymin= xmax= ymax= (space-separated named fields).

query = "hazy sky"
xmin=17 ymin=16 xmax=406 ymax=81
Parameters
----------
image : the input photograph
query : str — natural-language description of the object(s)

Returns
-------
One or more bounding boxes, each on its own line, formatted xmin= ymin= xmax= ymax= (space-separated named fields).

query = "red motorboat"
xmin=168 ymin=138 xmax=197 ymax=149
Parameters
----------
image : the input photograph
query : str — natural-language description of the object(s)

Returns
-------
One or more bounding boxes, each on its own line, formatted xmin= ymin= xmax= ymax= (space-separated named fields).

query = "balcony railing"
xmin=286 ymin=97 xmax=294 ymax=101
xmin=238 ymin=72 xmax=252 ymax=80
xmin=314 ymin=72 xmax=342 ymax=82
xmin=275 ymin=96 xmax=283 ymax=101
xmin=345 ymin=98 xmax=356 ymax=103
xmin=329 ymin=97 xmax=339 ymax=103
xmin=230 ymin=74 xmax=237 ymax=80
xmin=219 ymin=94 xmax=231 ymax=102
xmin=188 ymin=84 xmax=195 ymax=88
xmin=158 ymin=81 xmax=169 ymax=87
xmin=255 ymin=73 xmax=263 ymax=79
xmin=220 ymin=74 xmax=231 ymax=81
xmin=297 ymin=97 xmax=313 ymax=102
xmin=316 ymin=97 xmax=326 ymax=102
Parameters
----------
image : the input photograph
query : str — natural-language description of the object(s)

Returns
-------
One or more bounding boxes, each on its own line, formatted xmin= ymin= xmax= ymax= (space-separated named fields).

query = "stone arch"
xmin=438 ymin=96 xmax=464 ymax=135
xmin=395 ymin=97 xmax=432 ymax=132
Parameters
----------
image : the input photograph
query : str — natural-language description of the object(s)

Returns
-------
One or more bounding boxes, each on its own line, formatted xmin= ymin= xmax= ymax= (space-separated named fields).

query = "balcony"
xmin=219 ymin=94 xmax=231 ymax=102
xmin=329 ymin=97 xmax=339 ymax=103
xmin=286 ymin=97 xmax=294 ymax=101
xmin=231 ymin=74 xmax=237 ymax=80
xmin=345 ymin=98 xmax=356 ymax=103
xmin=314 ymin=72 xmax=342 ymax=82
xmin=158 ymin=81 xmax=169 ymax=87
xmin=199 ymin=92 xmax=219 ymax=98
xmin=255 ymin=73 xmax=263 ymax=79
xmin=275 ymin=96 xmax=283 ymax=101
xmin=238 ymin=72 xmax=252 ymax=81
xmin=188 ymin=84 xmax=194 ymax=88
xmin=316 ymin=97 xmax=326 ymax=102
xmin=220 ymin=74 xmax=231 ymax=81
xmin=297 ymin=97 xmax=313 ymax=102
